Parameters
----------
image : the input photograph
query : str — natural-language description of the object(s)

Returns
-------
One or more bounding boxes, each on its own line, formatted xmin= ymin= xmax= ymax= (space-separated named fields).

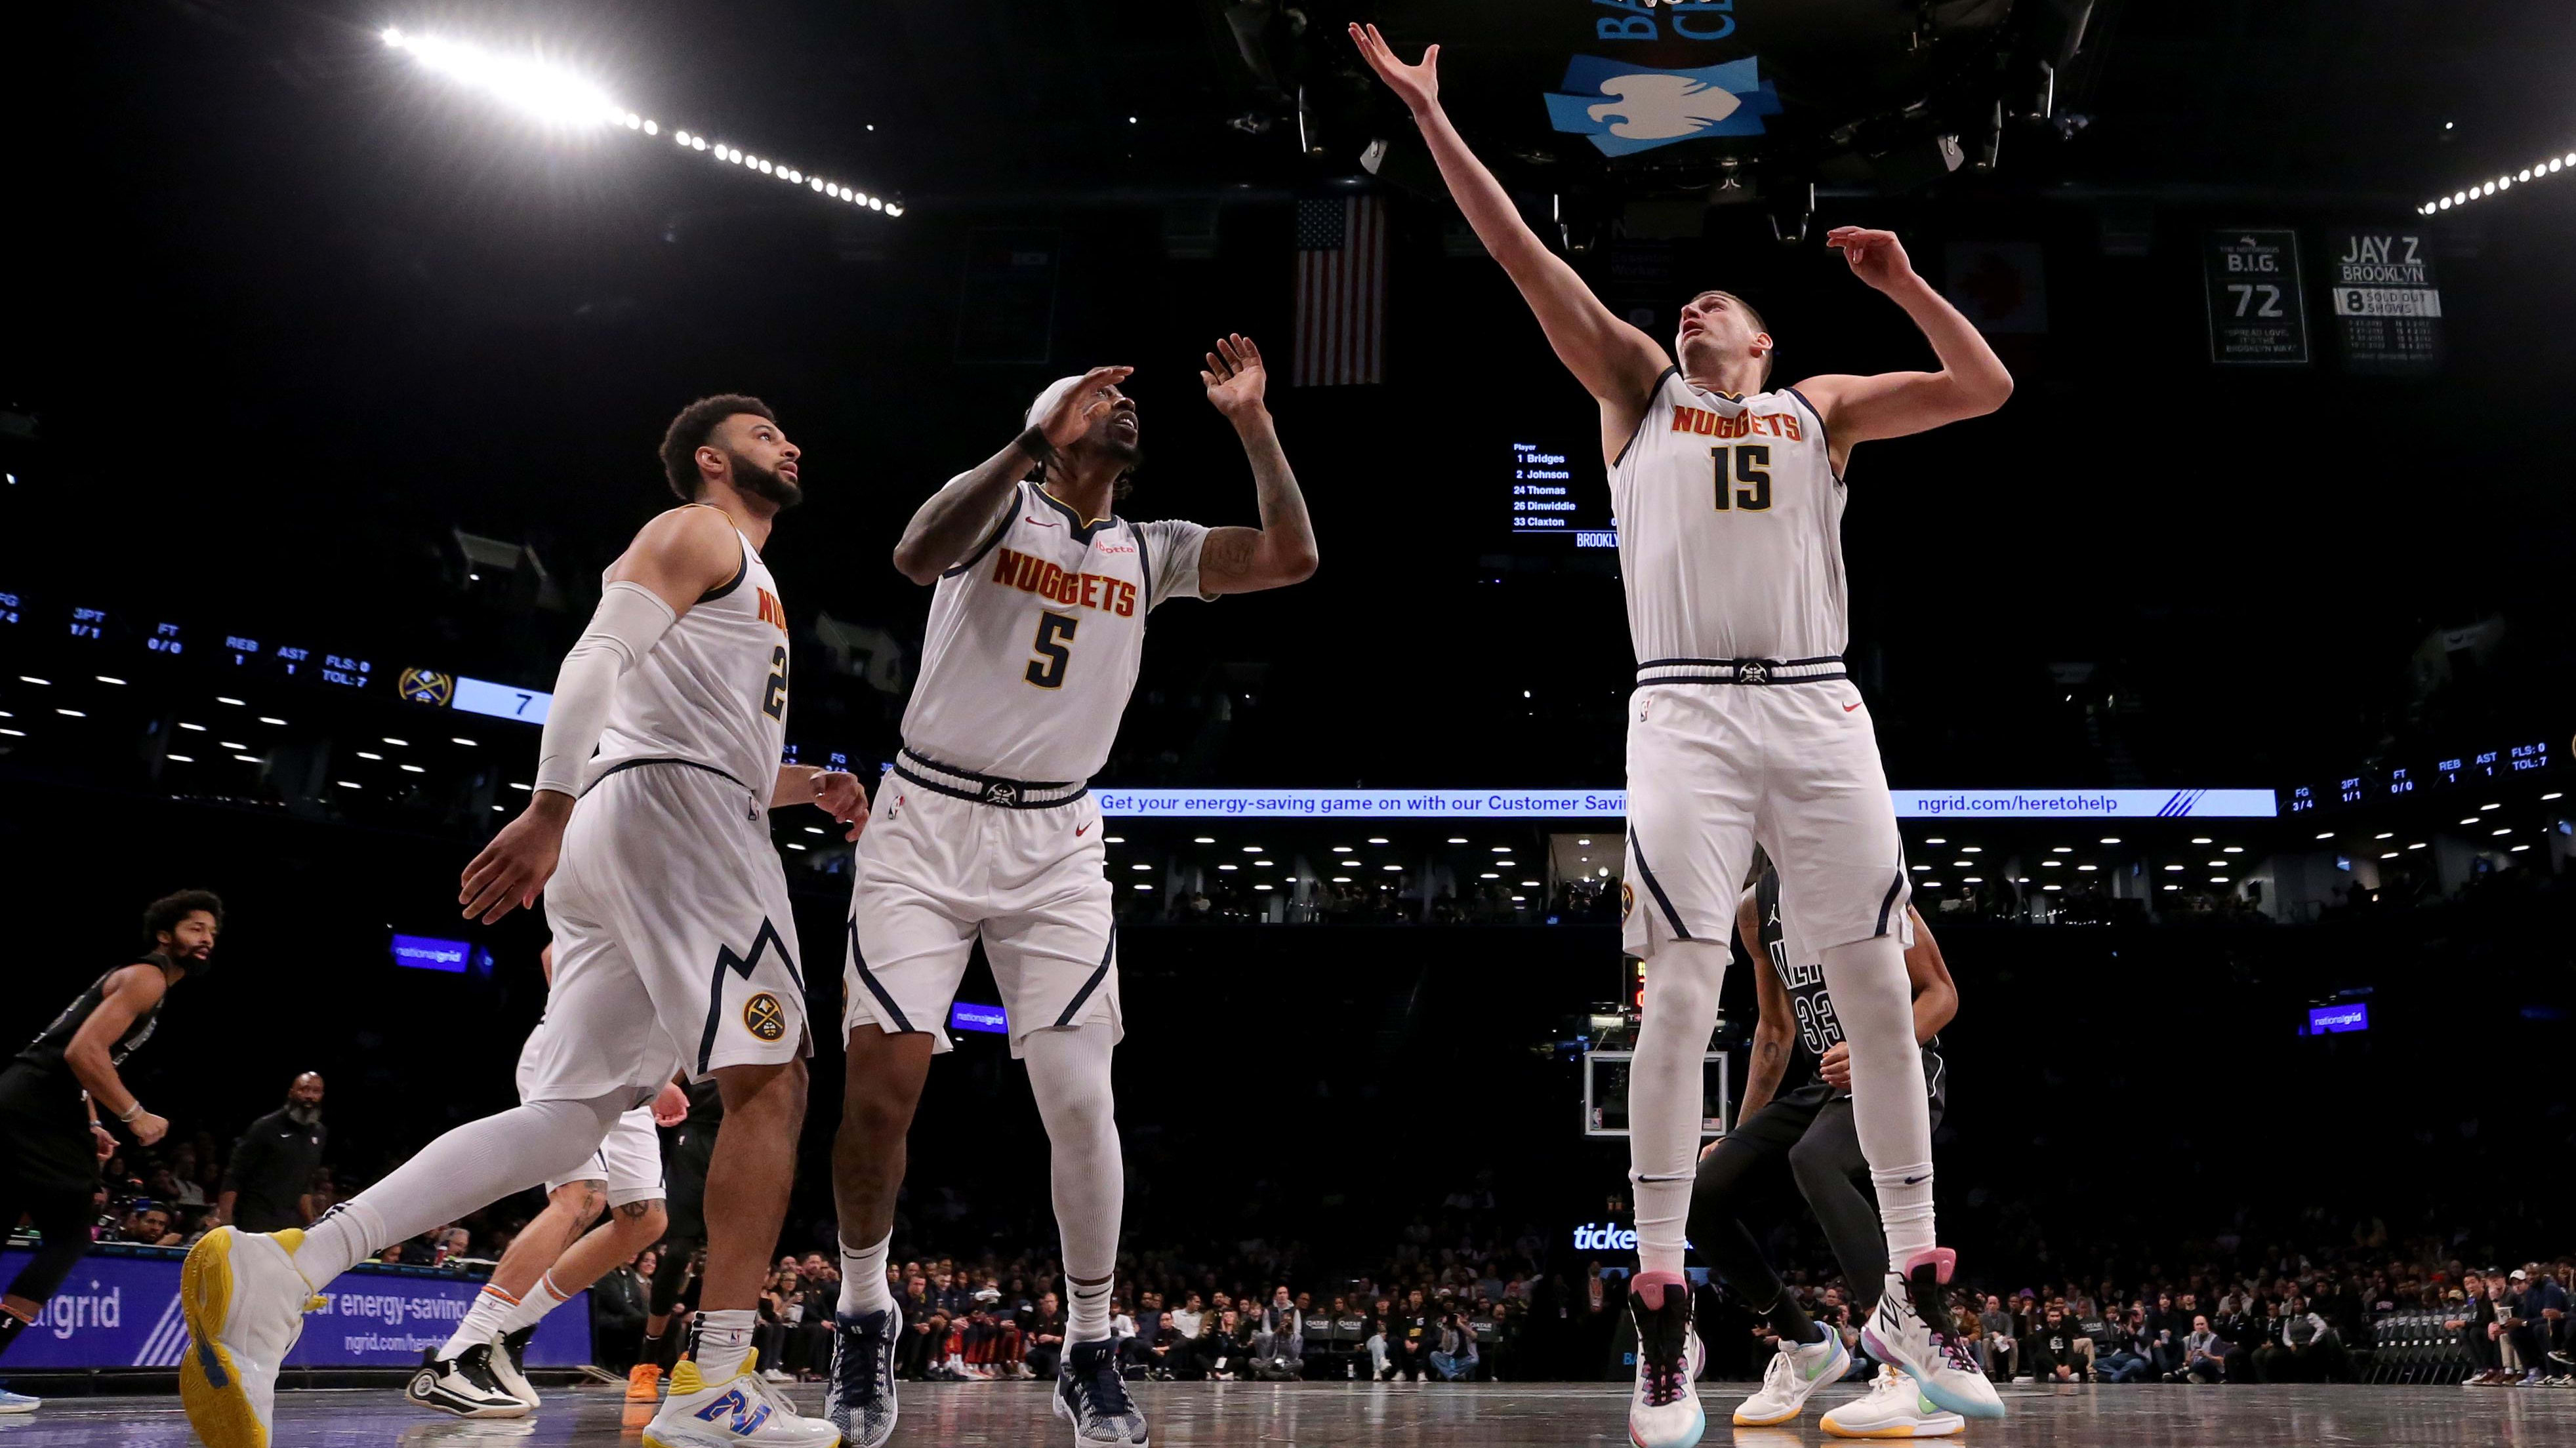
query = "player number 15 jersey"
xmin=901 ymin=481 xmax=1212 ymax=782
xmin=1608 ymin=369 xmax=1849 ymax=666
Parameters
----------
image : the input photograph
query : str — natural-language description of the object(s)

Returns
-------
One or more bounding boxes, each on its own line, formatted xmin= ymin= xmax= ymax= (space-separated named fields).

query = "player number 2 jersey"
xmin=901 ymin=481 xmax=1210 ymax=782
xmin=1609 ymin=369 xmax=1848 ymax=665
xmin=586 ymin=521 xmax=791 ymax=796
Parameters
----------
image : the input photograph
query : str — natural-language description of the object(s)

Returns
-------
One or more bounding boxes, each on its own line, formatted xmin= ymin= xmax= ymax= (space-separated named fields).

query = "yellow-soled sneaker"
xmin=179 ymin=1228 xmax=326 ymax=1448
xmin=644 ymin=1351 xmax=841 ymax=1448
xmin=1821 ymin=1366 xmax=1967 ymax=1439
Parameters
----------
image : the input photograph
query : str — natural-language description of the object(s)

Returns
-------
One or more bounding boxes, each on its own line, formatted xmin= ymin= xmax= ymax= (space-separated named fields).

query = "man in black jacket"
xmin=218 ymin=1073 xmax=327 ymax=1232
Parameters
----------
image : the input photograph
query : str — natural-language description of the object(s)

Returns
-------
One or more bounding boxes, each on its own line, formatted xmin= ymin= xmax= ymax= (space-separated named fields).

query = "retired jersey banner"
xmin=1090 ymin=788 xmax=2278 ymax=820
xmin=2327 ymin=228 xmax=2443 ymax=375
xmin=2203 ymin=230 xmax=2310 ymax=365
xmin=0 ymin=1248 xmax=589 ymax=1369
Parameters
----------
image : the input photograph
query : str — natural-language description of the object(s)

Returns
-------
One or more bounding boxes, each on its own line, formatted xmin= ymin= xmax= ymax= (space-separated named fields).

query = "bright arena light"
xmin=2423 ymin=148 xmax=2576 ymax=213
xmin=381 ymin=26 xmax=899 ymax=216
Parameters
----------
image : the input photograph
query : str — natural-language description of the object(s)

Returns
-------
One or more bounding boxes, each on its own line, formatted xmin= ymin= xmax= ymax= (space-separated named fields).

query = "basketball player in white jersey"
xmin=403 ymin=944 xmax=689 ymax=1419
xmin=1356 ymin=26 xmax=2013 ymax=1445
xmin=826 ymin=336 xmax=1317 ymax=1448
xmin=181 ymin=395 xmax=869 ymax=1448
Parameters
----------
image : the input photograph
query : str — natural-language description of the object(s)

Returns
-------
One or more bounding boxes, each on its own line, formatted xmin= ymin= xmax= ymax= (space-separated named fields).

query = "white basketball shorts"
xmin=1620 ymin=678 xmax=1912 ymax=967
xmin=842 ymin=768 xmax=1118 ymax=1059
xmin=527 ymin=759 xmax=812 ymax=1104
xmin=516 ymin=1026 xmax=665 ymax=1207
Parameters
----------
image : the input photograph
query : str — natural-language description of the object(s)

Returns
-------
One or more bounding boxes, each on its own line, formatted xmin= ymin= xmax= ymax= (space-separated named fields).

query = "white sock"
xmin=438 ymin=1283 xmax=519 ymax=1360
xmin=1818 ymin=935 xmax=1938 ymax=1264
xmin=693 ymin=1307 xmax=757 ymax=1381
xmin=294 ymin=1095 xmax=626 ymax=1282
xmin=839 ymin=1232 xmax=893 ymax=1318
xmin=1626 ymin=938 xmax=1728 ymax=1277
xmin=295 ymin=1199 xmax=388 ymax=1285
xmin=495 ymin=1272 xmax=573 ymax=1337
xmin=1023 ymin=1025 xmax=1123 ymax=1344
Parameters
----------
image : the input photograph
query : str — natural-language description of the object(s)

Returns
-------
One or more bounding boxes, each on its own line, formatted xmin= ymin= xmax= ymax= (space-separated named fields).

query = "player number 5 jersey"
xmin=587 ymin=521 xmax=792 ymax=795
xmin=901 ymin=481 xmax=1211 ymax=782
xmin=1609 ymin=369 xmax=1849 ymax=666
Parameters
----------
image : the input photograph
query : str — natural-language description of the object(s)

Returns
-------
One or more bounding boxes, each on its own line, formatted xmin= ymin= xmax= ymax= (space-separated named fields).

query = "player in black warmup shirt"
xmin=0 ymin=889 xmax=222 ymax=1413
xmin=630 ymin=1076 xmax=724 ymax=1399
xmin=1690 ymin=860 xmax=1957 ymax=1432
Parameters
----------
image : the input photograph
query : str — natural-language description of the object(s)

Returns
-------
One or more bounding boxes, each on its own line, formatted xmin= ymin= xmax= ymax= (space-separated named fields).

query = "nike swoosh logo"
xmin=1844 ymin=702 xmax=1863 ymax=713
xmin=1075 ymin=824 xmax=1091 ymax=835
xmin=1025 ymin=516 xmax=1059 ymax=528
xmin=1902 ymin=1174 xmax=1929 ymax=1185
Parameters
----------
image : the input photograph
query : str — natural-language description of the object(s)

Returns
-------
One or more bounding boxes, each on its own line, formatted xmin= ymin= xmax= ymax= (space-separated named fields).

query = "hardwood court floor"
xmin=2 ymin=1378 xmax=2566 ymax=1445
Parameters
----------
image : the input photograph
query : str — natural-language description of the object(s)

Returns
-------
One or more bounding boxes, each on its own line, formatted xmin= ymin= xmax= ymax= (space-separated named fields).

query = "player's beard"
xmin=727 ymin=449 xmax=804 ymax=510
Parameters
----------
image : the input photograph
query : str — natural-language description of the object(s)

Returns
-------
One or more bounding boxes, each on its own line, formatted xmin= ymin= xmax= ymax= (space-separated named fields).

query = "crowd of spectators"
xmin=1733 ymin=1241 xmax=2576 ymax=1390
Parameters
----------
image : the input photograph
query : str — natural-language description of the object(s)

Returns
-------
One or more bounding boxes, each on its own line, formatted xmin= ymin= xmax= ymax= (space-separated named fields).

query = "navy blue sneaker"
xmin=1054 ymin=1338 xmax=1147 ymax=1447
xmin=827 ymin=1308 xmax=898 ymax=1448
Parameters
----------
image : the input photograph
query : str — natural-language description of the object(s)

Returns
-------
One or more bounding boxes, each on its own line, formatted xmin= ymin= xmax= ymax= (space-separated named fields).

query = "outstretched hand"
xmin=1349 ymin=23 xmax=1439 ymax=115
xmin=1826 ymin=227 xmax=1919 ymax=293
xmin=1038 ymin=365 xmax=1134 ymax=451
xmin=1200 ymin=334 xmax=1267 ymax=420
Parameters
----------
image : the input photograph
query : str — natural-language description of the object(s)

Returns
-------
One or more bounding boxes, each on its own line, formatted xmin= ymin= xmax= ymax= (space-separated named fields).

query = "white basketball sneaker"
xmin=179 ymin=1226 xmax=328 ymax=1448
xmin=489 ymin=1327 xmax=541 ymax=1409
xmin=1732 ymin=1325 xmax=1852 ymax=1426
xmin=1821 ymin=1365 xmax=1967 ymax=1439
xmin=1625 ymin=1271 xmax=1705 ymax=1448
xmin=645 ymin=1351 xmax=842 ymax=1448
xmin=1858 ymin=1249 xmax=2004 ymax=1422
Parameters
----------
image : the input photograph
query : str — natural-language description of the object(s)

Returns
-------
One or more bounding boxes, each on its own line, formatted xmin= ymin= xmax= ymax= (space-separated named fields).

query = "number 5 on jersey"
xmin=1026 ymin=611 xmax=1077 ymax=689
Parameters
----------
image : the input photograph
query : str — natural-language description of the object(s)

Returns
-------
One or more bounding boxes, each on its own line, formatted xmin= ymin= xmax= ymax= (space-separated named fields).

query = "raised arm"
xmin=1793 ymin=228 xmax=2013 ymax=469
xmin=1351 ymin=26 xmax=1668 ymax=433
xmin=1193 ymin=334 xmax=1319 ymax=595
xmin=891 ymin=364 xmax=1132 ymax=586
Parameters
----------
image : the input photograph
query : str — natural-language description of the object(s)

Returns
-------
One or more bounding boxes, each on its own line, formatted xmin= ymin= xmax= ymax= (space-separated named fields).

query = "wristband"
xmin=117 ymin=1102 xmax=145 ymax=1123
xmin=1015 ymin=426 xmax=1061 ymax=470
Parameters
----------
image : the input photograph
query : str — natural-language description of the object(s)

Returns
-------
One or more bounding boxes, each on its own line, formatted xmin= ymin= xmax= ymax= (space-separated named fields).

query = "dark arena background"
xmin=3 ymin=2 xmax=2573 ymax=1445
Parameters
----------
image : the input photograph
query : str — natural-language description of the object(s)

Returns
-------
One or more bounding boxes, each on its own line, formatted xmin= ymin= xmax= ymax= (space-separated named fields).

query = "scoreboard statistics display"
xmin=1507 ymin=441 xmax=1616 ymax=549
xmin=2280 ymin=737 xmax=2553 ymax=813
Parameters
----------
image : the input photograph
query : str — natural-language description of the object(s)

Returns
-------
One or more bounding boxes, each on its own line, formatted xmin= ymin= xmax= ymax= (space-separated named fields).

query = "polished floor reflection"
xmin=0 ymin=1379 xmax=2564 ymax=1445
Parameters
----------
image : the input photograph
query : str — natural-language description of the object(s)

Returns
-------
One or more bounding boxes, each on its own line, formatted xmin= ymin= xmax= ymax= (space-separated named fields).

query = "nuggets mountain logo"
xmin=742 ymin=992 xmax=787 ymax=1041
xmin=1621 ymin=881 xmax=1636 ymax=921
xmin=1544 ymin=56 xmax=1782 ymax=156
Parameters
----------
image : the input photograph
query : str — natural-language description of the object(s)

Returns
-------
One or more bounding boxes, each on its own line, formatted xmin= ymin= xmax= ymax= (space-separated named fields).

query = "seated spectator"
xmin=1977 ymin=1295 xmax=2018 ymax=1380
xmin=2022 ymin=1305 xmax=2081 ymax=1383
xmin=2093 ymin=1307 xmax=2154 ymax=1382
xmin=1429 ymin=1309 xmax=1479 ymax=1382
xmin=2178 ymin=1314 xmax=2227 ymax=1383
xmin=1123 ymin=1310 xmax=1178 ymax=1379
xmin=1023 ymin=1291 xmax=1067 ymax=1378
xmin=119 ymin=1206 xmax=181 ymax=1247
xmin=2253 ymin=1303 xmax=2344 ymax=1383
xmin=2446 ymin=1274 xmax=2504 ymax=1385
xmin=1364 ymin=1296 xmax=1395 ymax=1382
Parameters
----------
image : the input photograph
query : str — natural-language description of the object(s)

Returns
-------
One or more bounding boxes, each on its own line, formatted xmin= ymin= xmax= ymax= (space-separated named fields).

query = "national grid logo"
xmin=1544 ymin=55 xmax=1782 ymax=156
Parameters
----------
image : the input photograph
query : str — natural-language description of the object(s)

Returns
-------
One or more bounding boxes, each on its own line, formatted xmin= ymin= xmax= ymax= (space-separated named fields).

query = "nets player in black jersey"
xmin=0 ymin=889 xmax=221 ymax=1412
xmin=1694 ymin=860 xmax=1960 ymax=1436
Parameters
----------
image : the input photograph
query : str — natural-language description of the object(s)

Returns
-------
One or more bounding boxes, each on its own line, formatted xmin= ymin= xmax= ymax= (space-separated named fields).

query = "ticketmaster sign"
xmin=1091 ymin=788 xmax=2278 ymax=820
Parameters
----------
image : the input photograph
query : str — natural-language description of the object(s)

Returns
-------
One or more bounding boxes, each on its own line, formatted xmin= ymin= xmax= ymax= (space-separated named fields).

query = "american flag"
xmin=1292 ymin=195 xmax=1385 ymax=386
